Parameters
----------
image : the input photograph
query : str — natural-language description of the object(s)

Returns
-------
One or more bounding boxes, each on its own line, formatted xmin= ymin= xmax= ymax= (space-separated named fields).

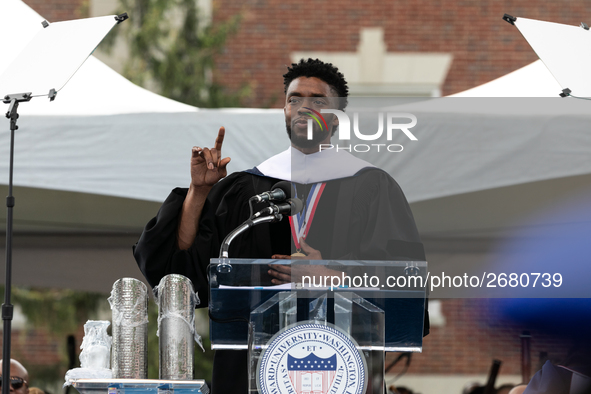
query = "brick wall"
xmin=22 ymin=0 xmax=87 ymax=22
xmin=213 ymin=0 xmax=591 ymax=106
xmin=1 ymin=325 xmax=84 ymax=388
xmin=10 ymin=328 xmax=64 ymax=365
xmin=389 ymin=299 xmax=572 ymax=377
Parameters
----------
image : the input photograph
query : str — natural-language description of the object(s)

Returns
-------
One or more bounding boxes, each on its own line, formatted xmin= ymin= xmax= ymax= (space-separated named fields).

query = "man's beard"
xmin=286 ymin=123 xmax=331 ymax=149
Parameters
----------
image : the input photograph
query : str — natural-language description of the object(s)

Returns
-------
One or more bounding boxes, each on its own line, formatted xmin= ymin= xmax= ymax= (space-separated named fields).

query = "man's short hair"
xmin=283 ymin=58 xmax=349 ymax=110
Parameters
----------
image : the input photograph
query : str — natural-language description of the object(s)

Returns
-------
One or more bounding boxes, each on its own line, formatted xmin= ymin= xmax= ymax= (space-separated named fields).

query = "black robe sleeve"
xmin=133 ymin=187 xmax=206 ymax=306
xmin=133 ymin=172 xmax=291 ymax=306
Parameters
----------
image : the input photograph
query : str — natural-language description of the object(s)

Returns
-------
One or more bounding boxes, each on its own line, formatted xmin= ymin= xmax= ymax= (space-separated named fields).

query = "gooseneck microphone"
xmin=219 ymin=197 xmax=304 ymax=259
xmin=251 ymin=181 xmax=293 ymax=202
xmin=252 ymin=198 xmax=304 ymax=218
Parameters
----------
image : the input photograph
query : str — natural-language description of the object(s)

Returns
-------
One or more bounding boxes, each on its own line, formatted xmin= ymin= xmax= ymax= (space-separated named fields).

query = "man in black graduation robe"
xmin=133 ymin=58 xmax=426 ymax=393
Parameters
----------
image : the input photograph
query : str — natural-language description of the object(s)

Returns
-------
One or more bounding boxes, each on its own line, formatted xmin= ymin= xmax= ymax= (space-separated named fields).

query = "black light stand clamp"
xmin=115 ymin=13 xmax=129 ymax=23
xmin=4 ymin=92 xmax=32 ymax=131
xmin=503 ymin=14 xmax=517 ymax=25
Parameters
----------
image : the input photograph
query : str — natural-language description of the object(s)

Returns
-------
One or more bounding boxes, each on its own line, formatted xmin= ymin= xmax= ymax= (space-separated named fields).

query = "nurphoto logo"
xmin=307 ymin=109 xmax=418 ymax=153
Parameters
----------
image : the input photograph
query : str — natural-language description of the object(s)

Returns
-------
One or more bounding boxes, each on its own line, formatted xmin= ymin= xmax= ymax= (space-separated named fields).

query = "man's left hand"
xmin=270 ymin=237 xmax=323 ymax=261
xmin=299 ymin=237 xmax=322 ymax=260
xmin=269 ymin=238 xmax=324 ymax=284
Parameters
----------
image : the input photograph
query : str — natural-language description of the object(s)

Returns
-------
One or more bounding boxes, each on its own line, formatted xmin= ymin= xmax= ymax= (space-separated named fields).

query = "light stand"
xmin=2 ymin=92 xmax=30 ymax=394
xmin=0 ymin=13 xmax=127 ymax=392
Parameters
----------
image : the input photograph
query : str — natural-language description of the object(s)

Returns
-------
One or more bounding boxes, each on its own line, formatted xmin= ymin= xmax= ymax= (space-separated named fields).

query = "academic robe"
xmin=134 ymin=151 xmax=427 ymax=393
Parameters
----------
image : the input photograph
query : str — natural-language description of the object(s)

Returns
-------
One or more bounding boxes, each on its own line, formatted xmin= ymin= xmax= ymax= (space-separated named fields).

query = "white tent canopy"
xmin=449 ymin=60 xmax=562 ymax=98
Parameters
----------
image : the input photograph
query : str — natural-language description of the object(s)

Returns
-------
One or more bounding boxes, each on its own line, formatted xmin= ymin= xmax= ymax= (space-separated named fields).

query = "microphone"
xmin=219 ymin=197 xmax=304 ymax=260
xmin=254 ymin=198 xmax=304 ymax=217
xmin=252 ymin=181 xmax=292 ymax=202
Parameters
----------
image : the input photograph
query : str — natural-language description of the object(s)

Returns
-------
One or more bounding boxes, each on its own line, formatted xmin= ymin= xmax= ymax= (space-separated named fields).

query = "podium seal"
xmin=257 ymin=323 xmax=367 ymax=394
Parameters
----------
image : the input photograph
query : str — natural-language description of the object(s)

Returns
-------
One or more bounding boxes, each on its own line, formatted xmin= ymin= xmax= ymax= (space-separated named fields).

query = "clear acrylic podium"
xmin=208 ymin=258 xmax=427 ymax=393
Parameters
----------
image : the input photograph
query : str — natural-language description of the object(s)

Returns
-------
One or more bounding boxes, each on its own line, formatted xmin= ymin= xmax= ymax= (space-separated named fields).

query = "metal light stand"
xmin=0 ymin=12 xmax=128 ymax=390
xmin=2 ymin=92 xmax=31 ymax=394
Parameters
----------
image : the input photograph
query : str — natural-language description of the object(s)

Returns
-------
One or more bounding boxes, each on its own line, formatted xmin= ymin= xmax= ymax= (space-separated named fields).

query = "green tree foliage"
xmin=10 ymin=286 xmax=104 ymax=336
xmin=3 ymin=286 xmax=106 ymax=391
xmin=107 ymin=0 xmax=247 ymax=107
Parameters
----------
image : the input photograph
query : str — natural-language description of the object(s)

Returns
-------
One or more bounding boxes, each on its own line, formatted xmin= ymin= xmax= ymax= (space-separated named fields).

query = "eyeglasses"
xmin=0 ymin=376 xmax=28 ymax=390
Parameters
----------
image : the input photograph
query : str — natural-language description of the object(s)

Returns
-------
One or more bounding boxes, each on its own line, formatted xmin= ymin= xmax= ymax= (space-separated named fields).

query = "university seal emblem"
xmin=257 ymin=323 xmax=367 ymax=394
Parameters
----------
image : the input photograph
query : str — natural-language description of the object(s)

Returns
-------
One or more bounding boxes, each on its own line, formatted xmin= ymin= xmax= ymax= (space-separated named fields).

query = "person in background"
xmin=0 ymin=359 xmax=29 ymax=394
xmin=496 ymin=384 xmax=516 ymax=394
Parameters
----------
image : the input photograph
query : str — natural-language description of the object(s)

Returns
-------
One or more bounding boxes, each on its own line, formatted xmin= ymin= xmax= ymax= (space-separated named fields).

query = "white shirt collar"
xmin=255 ymin=146 xmax=375 ymax=183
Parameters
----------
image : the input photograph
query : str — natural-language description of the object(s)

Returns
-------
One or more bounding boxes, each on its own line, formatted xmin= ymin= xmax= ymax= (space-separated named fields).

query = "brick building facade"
xmin=21 ymin=0 xmax=86 ymax=23
xmin=212 ymin=0 xmax=591 ymax=106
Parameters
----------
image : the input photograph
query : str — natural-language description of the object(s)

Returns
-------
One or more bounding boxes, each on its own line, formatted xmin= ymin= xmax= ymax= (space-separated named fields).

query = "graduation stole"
xmin=289 ymin=182 xmax=326 ymax=256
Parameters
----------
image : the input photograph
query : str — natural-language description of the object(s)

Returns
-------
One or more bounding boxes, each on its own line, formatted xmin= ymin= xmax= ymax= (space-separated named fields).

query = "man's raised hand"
xmin=191 ymin=127 xmax=231 ymax=188
xmin=178 ymin=128 xmax=230 ymax=250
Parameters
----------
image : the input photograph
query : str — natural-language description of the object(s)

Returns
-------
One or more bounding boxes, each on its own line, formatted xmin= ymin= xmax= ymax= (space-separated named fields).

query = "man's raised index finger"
xmin=215 ymin=126 xmax=225 ymax=152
